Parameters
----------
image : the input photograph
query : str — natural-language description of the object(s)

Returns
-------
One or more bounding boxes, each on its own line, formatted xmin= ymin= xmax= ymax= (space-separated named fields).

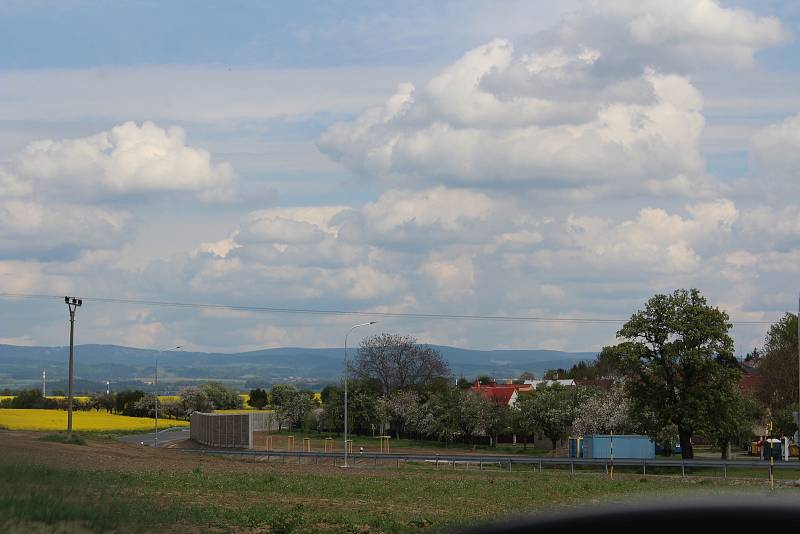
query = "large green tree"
xmin=511 ymin=394 xmax=537 ymax=450
xmin=519 ymin=383 xmax=583 ymax=450
xmin=269 ymin=383 xmax=299 ymax=408
xmin=200 ymin=382 xmax=243 ymax=410
xmin=179 ymin=386 xmax=212 ymax=415
xmin=375 ymin=390 xmax=421 ymax=439
xmin=276 ymin=391 xmax=316 ymax=431
xmin=755 ymin=313 xmax=799 ymax=411
xmin=703 ymin=389 xmax=763 ymax=458
xmin=479 ymin=397 xmax=511 ymax=448
xmin=317 ymin=379 xmax=378 ymax=435
xmin=247 ymin=388 xmax=269 ymax=410
xmin=617 ymin=288 xmax=739 ymax=459
xmin=115 ymin=389 xmax=146 ymax=416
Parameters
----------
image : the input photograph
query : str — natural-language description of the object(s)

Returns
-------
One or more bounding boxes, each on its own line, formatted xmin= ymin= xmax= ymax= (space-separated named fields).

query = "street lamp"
xmin=343 ymin=321 xmax=376 ymax=467
xmin=154 ymin=345 xmax=181 ymax=448
xmin=64 ymin=296 xmax=82 ymax=439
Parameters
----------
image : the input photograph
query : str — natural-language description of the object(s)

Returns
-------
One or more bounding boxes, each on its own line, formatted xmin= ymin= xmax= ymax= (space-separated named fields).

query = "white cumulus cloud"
xmin=0 ymin=121 xmax=239 ymax=260
xmin=547 ymin=0 xmax=790 ymax=71
xmin=319 ymin=41 xmax=706 ymax=193
xmin=564 ymin=199 xmax=738 ymax=273
xmin=750 ymin=113 xmax=800 ymax=185
xmin=16 ymin=121 xmax=237 ymax=201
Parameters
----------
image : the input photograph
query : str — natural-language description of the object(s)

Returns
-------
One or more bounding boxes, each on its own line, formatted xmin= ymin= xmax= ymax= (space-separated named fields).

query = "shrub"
xmin=248 ymin=388 xmax=269 ymax=410
xmin=115 ymin=390 xmax=146 ymax=416
xmin=133 ymin=394 xmax=159 ymax=418
xmin=88 ymin=393 xmax=116 ymax=413
xmin=160 ymin=400 xmax=187 ymax=420
xmin=9 ymin=390 xmax=57 ymax=409
xmin=200 ymin=382 xmax=243 ymax=410
xmin=179 ymin=387 xmax=212 ymax=415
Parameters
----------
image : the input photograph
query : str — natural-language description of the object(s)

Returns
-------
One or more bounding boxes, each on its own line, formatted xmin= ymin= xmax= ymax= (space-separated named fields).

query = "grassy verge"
xmin=31 ymin=428 xmax=167 ymax=442
xmin=79 ymin=426 xmax=186 ymax=441
xmin=2 ymin=455 xmax=796 ymax=533
xmin=38 ymin=433 xmax=87 ymax=446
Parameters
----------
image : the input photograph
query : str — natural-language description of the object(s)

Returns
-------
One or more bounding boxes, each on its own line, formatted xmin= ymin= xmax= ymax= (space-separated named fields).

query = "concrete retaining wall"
xmin=190 ymin=412 xmax=253 ymax=449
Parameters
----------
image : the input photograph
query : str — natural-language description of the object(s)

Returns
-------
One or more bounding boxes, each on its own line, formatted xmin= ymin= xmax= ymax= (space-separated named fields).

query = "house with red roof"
xmin=470 ymin=380 xmax=533 ymax=407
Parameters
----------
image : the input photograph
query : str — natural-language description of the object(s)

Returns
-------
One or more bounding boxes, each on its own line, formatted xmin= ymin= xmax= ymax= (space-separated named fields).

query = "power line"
xmin=0 ymin=291 xmax=780 ymax=325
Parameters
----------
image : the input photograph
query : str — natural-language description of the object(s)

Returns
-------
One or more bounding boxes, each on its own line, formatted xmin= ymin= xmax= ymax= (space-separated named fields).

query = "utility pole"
xmin=64 ymin=296 xmax=82 ymax=439
xmin=343 ymin=322 xmax=376 ymax=468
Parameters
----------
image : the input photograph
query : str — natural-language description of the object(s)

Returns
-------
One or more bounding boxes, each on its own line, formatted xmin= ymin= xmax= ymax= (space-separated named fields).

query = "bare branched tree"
xmin=354 ymin=333 xmax=451 ymax=394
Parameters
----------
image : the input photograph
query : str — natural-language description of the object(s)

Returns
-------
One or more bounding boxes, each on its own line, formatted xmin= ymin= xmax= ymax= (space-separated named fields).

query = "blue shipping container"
xmin=583 ymin=434 xmax=655 ymax=459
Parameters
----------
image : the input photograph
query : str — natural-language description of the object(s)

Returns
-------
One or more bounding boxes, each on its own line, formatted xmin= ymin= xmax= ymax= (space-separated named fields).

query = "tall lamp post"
xmin=64 ymin=296 xmax=82 ymax=439
xmin=155 ymin=345 xmax=181 ymax=448
xmin=343 ymin=321 xmax=376 ymax=467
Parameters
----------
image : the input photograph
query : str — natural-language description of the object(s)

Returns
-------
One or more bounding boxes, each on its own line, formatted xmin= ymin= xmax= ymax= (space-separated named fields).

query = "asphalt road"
xmin=118 ymin=427 xmax=190 ymax=448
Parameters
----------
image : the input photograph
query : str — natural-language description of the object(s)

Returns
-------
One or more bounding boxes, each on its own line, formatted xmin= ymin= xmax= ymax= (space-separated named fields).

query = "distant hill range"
xmin=0 ymin=343 xmax=597 ymax=393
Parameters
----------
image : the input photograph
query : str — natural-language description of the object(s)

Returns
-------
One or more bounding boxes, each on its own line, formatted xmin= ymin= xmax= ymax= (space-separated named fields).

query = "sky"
xmin=1 ymin=0 xmax=799 ymax=355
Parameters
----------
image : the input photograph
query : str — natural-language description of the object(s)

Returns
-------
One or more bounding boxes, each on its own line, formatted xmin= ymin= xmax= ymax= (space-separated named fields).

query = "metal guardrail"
xmin=179 ymin=448 xmax=800 ymax=478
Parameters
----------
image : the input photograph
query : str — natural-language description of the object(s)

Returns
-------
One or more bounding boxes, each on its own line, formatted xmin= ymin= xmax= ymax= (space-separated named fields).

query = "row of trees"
xmin=313 ymin=378 xmax=596 ymax=449
xmin=5 ymin=288 xmax=788 ymax=461
xmin=248 ymin=384 xmax=320 ymax=431
xmin=0 ymin=389 xmax=70 ymax=410
xmin=748 ymin=312 xmax=799 ymax=434
xmin=312 ymin=372 xmax=761 ymax=459
xmin=325 ymin=289 xmax=773 ymax=459
xmin=1 ymin=382 xmax=245 ymax=421
xmin=539 ymin=303 xmax=798 ymax=458
xmin=125 ymin=381 xmax=244 ymax=419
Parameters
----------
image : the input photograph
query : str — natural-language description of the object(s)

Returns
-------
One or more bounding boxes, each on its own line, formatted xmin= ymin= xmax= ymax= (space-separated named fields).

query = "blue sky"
xmin=1 ymin=1 xmax=799 ymax=356
xmin=0 ymin=1 xmax=572 ymax=68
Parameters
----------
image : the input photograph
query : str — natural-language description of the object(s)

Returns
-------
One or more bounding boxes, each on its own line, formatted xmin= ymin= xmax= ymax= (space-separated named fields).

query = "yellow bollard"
xmin=609 ymin=431 xmax=614 ymax=480
xmin=287 ymin=435 xmax=295 ymax=452
xmin=770 ymin=455 xmax=775 ymax=491
xmin=265 ymin=435 xmax=273 ymax=451
xmin=324 ymin=437 xmax=333 ymax=452
xmin=303 ymin=437 xmax=311 ymax=452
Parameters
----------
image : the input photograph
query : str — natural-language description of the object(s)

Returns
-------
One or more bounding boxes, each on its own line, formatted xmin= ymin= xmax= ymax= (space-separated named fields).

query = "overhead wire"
xmin=0 ymin=291 xmax=779 ymax=325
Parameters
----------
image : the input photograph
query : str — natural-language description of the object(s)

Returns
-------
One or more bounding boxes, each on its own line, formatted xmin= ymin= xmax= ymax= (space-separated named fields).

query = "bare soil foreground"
xmin=1 ymin=430 xmax=796 ymax=533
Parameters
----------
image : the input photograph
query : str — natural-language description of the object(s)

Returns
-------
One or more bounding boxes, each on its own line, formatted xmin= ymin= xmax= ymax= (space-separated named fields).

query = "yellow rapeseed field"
xmin=0 ymin=409 xmax=189 ymax=431
xmin=0 ymin=396 xmax=91 ymax=402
